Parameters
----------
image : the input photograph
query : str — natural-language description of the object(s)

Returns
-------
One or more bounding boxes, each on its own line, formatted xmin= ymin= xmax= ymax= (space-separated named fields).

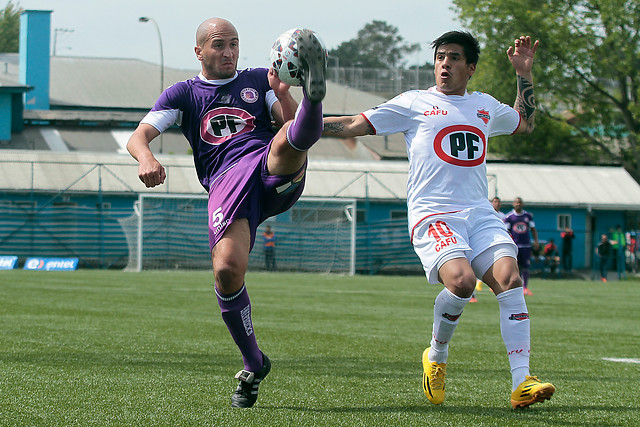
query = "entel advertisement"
xmin=0 ymin=256 xmax=18 ymax=270
xmin=23 ymin=258 xmax=79 ymax=271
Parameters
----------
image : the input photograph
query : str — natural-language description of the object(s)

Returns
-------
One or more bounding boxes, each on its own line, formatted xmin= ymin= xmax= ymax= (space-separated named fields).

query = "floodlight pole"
xmin=139 ymin=16 xmax=165 ymax=153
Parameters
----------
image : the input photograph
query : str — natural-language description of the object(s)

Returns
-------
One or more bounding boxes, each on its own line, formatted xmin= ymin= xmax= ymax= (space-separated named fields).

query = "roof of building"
xmin=2 ymin=53 xmax=392 ymax=113
xmin=0 ymin=53 xmax=406 ymax=159
xmin=1 ymin=150 xmax=639 ymax=210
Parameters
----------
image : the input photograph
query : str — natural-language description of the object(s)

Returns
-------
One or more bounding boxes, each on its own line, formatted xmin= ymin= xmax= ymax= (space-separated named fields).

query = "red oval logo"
xmin=433 ymin=125 xmax=486 ymax=167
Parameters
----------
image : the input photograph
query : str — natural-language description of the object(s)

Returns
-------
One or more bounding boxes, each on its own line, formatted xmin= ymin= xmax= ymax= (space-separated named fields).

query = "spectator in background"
xmin=491 ymin=196 xmax=506 ymax=220
xmin=628 ymin=231 xmax=638 ymax=273
xmin=611 ymin=225 xmax=626 ymax=278
xmin=560 ymin=227 xmax=575 ymax=273
xmin=597 ymin=234 xmax=612 ymax=282
xmin=543 ymin=238 xmax=560 ymax=275
xmin=263 ymin=225 xmax=277 ymax=271
xmin=505 ymin=197 xmax=539 ymax=296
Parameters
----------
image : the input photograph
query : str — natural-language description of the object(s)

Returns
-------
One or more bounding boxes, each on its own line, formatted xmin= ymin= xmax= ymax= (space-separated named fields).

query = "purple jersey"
xmin=143 ymin=68 xmax=276 ymax=191
xmin=504 ymin=210 xmax=536 ymax=248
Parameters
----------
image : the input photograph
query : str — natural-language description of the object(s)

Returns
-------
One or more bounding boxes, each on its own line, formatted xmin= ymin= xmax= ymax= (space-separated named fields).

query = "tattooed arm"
xmin=507 ymin=36 xmax=539 ymax=134
xmin=323 ymin=114 xmax=374 ymax=137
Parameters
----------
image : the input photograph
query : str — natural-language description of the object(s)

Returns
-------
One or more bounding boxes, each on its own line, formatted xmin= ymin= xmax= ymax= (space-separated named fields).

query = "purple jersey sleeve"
xmin=150 ymin=68 xmax=277 ymax=190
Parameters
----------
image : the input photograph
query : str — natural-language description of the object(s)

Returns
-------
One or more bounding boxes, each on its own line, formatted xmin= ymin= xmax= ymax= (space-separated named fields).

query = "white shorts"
xmin=411 ymin=206 xmax=517 ymax=284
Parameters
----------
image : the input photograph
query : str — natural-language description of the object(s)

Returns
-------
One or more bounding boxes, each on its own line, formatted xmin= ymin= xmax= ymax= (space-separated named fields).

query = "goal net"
xmin=119 ymin=194 xmax=356 ymax=274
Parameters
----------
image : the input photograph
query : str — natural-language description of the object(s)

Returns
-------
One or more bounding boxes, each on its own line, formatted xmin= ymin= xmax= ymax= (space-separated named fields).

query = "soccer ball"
xmin=270 ymin=28 xmax=327 ymax=86
xmin=270 ymin=28 xmax=305 ymax=86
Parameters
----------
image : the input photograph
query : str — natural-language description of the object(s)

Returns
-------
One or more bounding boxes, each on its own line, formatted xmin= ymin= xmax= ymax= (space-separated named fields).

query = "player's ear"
xmin=195 ymin=45 xmax=203 ymax=61
xmin=467 ymin=62 xmax=476 ymax=80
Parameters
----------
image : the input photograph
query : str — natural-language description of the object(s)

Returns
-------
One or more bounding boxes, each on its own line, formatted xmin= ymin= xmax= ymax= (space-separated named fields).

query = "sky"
xmin=17 ymin=0 xmax=462 ymax=71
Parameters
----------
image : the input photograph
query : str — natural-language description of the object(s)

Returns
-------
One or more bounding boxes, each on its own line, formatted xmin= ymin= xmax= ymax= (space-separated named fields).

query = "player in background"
xmin=504 ymin=197 xmax=539 ymax=295
xmin=492 ymin=196 xmax=507 ymax=220
xmin=127 ymin=18 xmax=327 ymax=408
xmin=322 ymin=31 xmax=554 ymax=408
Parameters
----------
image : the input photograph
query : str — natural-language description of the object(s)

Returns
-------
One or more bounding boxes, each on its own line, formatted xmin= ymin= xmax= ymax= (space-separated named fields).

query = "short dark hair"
xmin=430 ymin=31 xmax=480 ymax=65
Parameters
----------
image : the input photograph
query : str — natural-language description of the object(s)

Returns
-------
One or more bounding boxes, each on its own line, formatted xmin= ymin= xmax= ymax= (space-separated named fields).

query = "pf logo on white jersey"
xmin=433 ymin=125 xmax=486 ymax=167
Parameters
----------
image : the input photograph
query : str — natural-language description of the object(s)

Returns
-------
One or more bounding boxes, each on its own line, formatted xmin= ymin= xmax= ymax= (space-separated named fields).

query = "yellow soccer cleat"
xmin=475 ymin=280 xmax=483 ymax=292
xmin=422 ymin=347 xmax=446 ymax=404
xmin=511 ymin=375 xmax=555 ymax=409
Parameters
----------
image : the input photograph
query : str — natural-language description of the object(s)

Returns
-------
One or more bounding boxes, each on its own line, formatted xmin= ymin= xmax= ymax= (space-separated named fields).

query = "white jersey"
xmin=362 ymin=86 xmax=520 ymax=230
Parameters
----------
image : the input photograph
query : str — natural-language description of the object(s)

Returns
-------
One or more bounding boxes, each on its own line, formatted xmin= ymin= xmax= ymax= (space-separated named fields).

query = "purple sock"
xmin=215 ymin=284 xmax=263 ymax=372
xmin=286 ymin=96 xmax=323 ymax=151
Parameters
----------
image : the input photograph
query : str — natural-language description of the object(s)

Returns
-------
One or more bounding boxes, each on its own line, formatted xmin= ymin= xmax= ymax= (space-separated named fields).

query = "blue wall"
xmin=19 ymin=10 xmax=51 ymax=110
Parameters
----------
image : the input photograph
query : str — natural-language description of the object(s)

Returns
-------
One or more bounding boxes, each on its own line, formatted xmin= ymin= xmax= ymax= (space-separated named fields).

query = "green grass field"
xmin=1 ymin=270 xmax=638 ymax=426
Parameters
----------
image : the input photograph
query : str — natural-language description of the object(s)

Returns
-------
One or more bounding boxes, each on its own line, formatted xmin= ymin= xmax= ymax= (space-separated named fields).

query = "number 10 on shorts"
xmin=428 ymin=220 xmax=458 ymax=252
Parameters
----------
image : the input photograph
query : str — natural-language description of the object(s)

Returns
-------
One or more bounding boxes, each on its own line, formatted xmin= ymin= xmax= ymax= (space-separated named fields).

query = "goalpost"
xmin=120 ymin=194 xmax=357 ymax=275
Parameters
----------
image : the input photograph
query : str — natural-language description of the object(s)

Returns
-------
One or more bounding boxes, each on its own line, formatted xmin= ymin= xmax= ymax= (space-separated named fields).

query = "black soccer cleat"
xmin=230 ymin=353 xmax=271 ymax=408
xmin=296 ymin=29 xmax=327 ymax=103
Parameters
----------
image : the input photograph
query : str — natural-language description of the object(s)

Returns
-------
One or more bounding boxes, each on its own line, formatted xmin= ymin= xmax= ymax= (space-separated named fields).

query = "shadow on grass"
xmin=263 ymin=402 xmax=636 ymax=425
xmin=0 ymin=350 xmax=238 ymax=371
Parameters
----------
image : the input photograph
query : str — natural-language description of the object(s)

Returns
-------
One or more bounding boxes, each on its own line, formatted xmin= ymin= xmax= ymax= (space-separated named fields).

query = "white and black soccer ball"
xmin=270 ymin=28 xmax=305 ymax=86
xmin=269 ymin=28 xmax=327 ymax=86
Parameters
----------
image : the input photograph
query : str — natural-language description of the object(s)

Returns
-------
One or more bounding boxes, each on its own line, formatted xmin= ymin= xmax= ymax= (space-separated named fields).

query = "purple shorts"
xmin=207 ymin=143 xmax=306 ymax=251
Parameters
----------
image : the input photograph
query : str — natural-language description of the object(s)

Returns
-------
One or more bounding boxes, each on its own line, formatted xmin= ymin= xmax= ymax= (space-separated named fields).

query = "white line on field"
xmin=602 ymin=357 xmax=640 ymax=364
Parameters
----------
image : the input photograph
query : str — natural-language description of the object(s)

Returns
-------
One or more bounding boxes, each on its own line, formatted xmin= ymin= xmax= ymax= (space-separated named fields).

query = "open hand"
xmin=507 ymin=36 xmax=539 ymax=75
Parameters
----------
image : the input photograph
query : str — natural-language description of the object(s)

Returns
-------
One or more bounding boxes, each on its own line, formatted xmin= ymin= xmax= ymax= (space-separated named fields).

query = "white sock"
xmin=497 ymin=287 xmax=531 ymax=390
xmin=429 ymin=288 xmax=470 ymax=364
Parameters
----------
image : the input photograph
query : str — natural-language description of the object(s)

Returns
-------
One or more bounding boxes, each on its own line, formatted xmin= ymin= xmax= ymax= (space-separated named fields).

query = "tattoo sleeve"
xmin=322 ymin=118 xmax=375 ymax=136
xmin=514 ymin=75 xmax=536 ymax=132
xmin=323 ymin=121 xmax=346 ymax=135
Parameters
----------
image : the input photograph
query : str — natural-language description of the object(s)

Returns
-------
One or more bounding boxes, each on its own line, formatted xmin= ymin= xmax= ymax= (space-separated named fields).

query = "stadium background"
xmin=1 ymin=10 xmax=640 ymax=275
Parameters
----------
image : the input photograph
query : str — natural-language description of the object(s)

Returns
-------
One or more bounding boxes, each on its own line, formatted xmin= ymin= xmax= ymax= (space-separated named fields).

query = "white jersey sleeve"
xmin=141 ymin=109 xmax=181 ymax=133
xmin=487 ymin=95 xmax=520 ymax=137
xmin=362 ymin=91 xmax=419 ymax=136
xmin=266 ymin=89 xmax=278 ymax=118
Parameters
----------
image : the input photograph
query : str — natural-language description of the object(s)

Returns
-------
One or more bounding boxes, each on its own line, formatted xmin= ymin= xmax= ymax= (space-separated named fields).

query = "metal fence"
xmin=0 ymin=159 xmax=418 ymax=273
xmin=327 ymin=66 xmax=436 ymax=96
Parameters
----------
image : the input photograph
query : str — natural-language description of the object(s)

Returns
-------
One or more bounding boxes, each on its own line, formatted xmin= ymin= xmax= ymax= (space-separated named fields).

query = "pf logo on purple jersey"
xmin=433 ymin=125 xmax=486 ymax=167
xmin=200 ymin=107 xmax=255 ymax=145
xmin=512 ymin=222 xmax=529 ymax=234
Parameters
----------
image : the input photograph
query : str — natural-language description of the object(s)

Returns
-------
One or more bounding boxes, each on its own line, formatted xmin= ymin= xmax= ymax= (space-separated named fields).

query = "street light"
xmin=139 ymin=16 xmax=165 ymax=153
xmin=53 ymin=28 xmax=74 ymax=56
xmin=138 ymin=17 xmax=164 ymax=96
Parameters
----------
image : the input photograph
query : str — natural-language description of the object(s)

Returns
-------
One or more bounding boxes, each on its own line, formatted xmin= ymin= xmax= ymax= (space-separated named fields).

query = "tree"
xmin=328 ymin=20 xmax=419 ymax=69
xmin=453 ymin=0 xmax=640 ymax=180
xmin=0 ymin=1 xmax=22 ymax=52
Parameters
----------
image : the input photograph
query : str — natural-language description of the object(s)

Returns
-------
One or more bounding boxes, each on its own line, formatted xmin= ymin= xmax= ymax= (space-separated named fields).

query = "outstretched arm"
xmin=323 ymin=114 xmax=374 ymax=137
xmin=508 ymin=35 xmax=539 ymax=134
